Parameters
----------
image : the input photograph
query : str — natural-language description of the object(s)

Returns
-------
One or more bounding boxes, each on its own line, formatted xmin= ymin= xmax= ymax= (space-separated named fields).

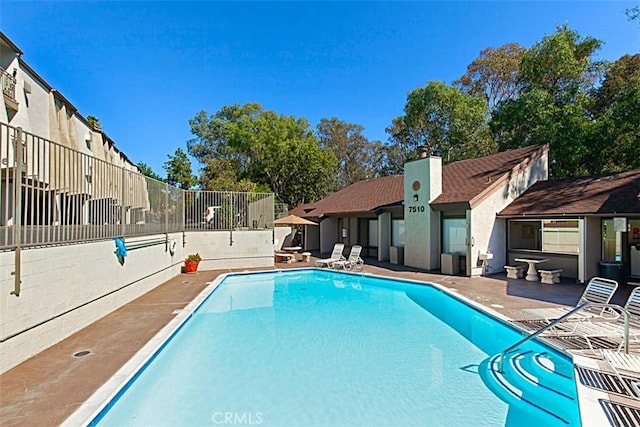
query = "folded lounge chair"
xmin=600 ymin=349 xmax=640 ymax=399
xmin=331 ymin=245 xmax=364 ymax=271
xmin=315 ymin=243 xmax=345 ymax=268
xmin=522 ymin=277 xmax=619 ymax=322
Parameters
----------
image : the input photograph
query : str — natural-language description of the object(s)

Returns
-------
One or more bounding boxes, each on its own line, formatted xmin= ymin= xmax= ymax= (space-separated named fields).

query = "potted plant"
xmin=184 ymin=253 xmax=201 ymax=274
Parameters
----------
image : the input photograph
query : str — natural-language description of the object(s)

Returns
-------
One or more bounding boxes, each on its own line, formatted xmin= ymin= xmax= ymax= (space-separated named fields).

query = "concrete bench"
xmin=275 ymin=252 xmax=296 ymax=264
xmin=539 ymin=269 xmax=562 ymax=285
xmin=504 ymin=265 xmax=525 ymax=279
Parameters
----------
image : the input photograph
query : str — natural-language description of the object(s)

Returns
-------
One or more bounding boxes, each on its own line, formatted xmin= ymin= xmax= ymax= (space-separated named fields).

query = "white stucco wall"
xmin=73 ymin=115 xmax=94 ymax=157
xmin=0 ymin=230 xmax=273 ymax=373
xmin=404 ymin=156 xmax=442 ymax=270
xmin=469 ymin=190 xmax=504 ymax=276
xmin=348 ymin=217 xmax=358 ymax=247
xmin=319 ymin=217 xmax=338 ymax=254
xmin=469 ymin=151 xmax=549 ymax=276
xmin=5 ymin=63 xmax=51 ymax=139
xmin=304 ymin=224 xmax=320 ymax=251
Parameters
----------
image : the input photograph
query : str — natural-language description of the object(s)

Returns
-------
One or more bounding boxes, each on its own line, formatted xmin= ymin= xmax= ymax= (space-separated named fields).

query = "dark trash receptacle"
xmin=598 ymin=260 xmax=623 ymax=283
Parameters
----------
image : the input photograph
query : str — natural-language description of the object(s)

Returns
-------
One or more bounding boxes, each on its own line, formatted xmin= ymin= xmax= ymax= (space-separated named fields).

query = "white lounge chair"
xmin=600 ymin=349 xmax=640 ymax=399
xmin=331 ymin=245 xmax=364 ymax=271
xmin=522 ymin=277 xmax=619 ymax=322
xmin=315 ymin=243 xmax=345 ymax=268
xmin=547 ymin=287 xmax=640 ymax=351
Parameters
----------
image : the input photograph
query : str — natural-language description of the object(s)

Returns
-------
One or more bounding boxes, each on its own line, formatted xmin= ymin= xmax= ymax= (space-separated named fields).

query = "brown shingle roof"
xmin=290 ymin=175 xmax=404 ymax=218
xmin=292 ymin=145 xmax=547 ymax=218
xmin=499 ymin=170 xmax=640 ymax=216
xmin=432 ymin=145 xmax=546 ymax=208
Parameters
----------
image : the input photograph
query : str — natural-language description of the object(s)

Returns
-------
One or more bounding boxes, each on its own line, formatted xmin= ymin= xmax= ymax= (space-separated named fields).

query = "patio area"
xmin=1 ymin=256 xmax=638 ymax=426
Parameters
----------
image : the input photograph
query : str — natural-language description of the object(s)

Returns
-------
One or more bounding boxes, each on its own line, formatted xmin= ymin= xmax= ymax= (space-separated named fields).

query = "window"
xmin=509 ymin=221 xmax=541 ymax=250
xmin=509 ymin=219 xmax=580 ymax=254
xmin=443 ymin=218 xmax=466 ymax=255
xmin=392 ymin=219 xmax=405 ymax=246
xmin=542 ymin=220 xmax=579 ymax=253
xmin=602 ymin=219 xmax=622 ymax=261
xmin=368 ymin=220 xmax=378 ymax=247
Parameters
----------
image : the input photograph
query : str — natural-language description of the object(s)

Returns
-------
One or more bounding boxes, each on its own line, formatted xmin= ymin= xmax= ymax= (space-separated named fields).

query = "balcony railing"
xmin=1 ymin=67 xmax=17 ymax=103
xmin=0 ymin=121 xmax=276 ymax=251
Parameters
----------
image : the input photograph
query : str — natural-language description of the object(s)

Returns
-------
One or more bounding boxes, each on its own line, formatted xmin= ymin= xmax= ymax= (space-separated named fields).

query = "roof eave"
xmin=497 ymin=211 xmax=640 ymax=218
xmin=430 ymin=201 xmax=471 ymax=212
xmin=469 ymin=144 xmax=548 ymax=209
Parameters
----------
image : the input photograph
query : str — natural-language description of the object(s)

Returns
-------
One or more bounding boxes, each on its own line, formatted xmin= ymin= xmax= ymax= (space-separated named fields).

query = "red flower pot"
xmin=184 ymin=260 xmax=199 ymax=273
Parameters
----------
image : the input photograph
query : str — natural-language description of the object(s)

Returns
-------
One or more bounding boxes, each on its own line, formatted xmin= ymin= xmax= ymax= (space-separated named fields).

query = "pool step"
xmin=481 ymin=351 xmax=579 ymax=426
xmin=518 ymin=351 xmax=575 ymax=398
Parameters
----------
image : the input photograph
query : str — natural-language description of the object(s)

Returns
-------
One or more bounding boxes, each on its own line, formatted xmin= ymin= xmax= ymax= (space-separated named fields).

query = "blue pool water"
xmin=91 ymin=269 xmax=581 ymax=426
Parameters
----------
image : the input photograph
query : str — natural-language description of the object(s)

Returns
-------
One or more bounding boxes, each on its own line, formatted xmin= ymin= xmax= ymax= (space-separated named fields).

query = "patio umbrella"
xmin=274 ymin=214 xmax=318 ymax=226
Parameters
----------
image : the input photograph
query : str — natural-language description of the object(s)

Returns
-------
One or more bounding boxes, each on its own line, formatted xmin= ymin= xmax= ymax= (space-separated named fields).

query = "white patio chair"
xmin=522 ymin=277 xmax=619 ymax=322
xmin=315 ymin=243 xmax=345 ymax=268
xmin=600 ymin=349 xmax=640 ymax=399
xmin=331 ymin=245 xmax=364 ymax=271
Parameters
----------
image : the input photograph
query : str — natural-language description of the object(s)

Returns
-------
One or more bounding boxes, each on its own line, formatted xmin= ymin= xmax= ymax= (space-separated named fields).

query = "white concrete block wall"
xmin=185 ymin=230 xmax=274 ymax=270
xmin=0 ymin=230 xmax=273 ymax=373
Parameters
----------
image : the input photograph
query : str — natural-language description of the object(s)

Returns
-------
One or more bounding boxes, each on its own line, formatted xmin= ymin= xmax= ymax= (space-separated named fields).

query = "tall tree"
xmin=136 ymin=162 xmax=164 ymax=182
xmin=518 ymin=25 xmax=603 ymax=97
xmin=164 ymin=148 xmax=197 ymax=189
xmin=626 ymin=5 xmax=640 ymax=24
xmin=591 ymin=54 xmax=640 ymax=172
xmin=455 ymin=43 xmax=526 ymax=111
xmin=491 ymin=25 xmax=605 ymax=178
xmin=316 ymin=117 xmax=380 ymax=190
xmin=198 ymin=158 xmax=266 ymax=192
xmin=187 ymin=103 xmax=337 ymax=205
xmin=383 ymin=116 xmax=418 ymax=174
xmin=389 ymin=81 xmax=496 ymax=164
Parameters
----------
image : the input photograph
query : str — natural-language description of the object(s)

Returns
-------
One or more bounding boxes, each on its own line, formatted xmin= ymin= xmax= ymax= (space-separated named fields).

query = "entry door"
xmin=368 ymin=219 xmax=378 ymax=258
xmin=443 ymin=218 xmax=467 ymax=273
xmin=442 ymin=218 xmax=466 ymax=256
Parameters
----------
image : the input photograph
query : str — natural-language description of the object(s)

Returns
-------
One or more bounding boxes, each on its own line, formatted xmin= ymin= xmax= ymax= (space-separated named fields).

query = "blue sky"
xmin=1 ymin=1 xmax=638 ymax=176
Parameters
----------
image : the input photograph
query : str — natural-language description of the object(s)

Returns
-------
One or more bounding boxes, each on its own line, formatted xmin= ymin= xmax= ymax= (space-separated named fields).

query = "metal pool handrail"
xmin=498 ymin=302 xmax=630 ymax=373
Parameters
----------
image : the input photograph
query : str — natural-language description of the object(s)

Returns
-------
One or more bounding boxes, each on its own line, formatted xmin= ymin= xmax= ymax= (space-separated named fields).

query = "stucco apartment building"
xmin=1 ymin=31 xmax=145 ymax=228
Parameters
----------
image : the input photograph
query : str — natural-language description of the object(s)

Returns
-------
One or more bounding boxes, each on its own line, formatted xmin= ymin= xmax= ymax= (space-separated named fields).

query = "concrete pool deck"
xmin=1 ymin=258 xmax=638 ymax=426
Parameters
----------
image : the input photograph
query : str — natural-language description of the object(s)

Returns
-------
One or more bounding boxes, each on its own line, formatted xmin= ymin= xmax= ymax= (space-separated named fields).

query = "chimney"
xmin=418 ymin=145 xmax=428 ymax=159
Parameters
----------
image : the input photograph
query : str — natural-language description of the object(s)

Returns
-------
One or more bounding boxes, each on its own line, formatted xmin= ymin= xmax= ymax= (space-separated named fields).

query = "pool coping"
xmin=62 ymin=267 xmax=608 ymax=427
xmin=61 ymin=271 xmax=230 ymax=427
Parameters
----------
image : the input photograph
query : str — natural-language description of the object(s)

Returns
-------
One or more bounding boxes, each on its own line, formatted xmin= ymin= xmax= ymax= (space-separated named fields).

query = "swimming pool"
xmin=80 ymin=269 xmax=581 ymax=426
